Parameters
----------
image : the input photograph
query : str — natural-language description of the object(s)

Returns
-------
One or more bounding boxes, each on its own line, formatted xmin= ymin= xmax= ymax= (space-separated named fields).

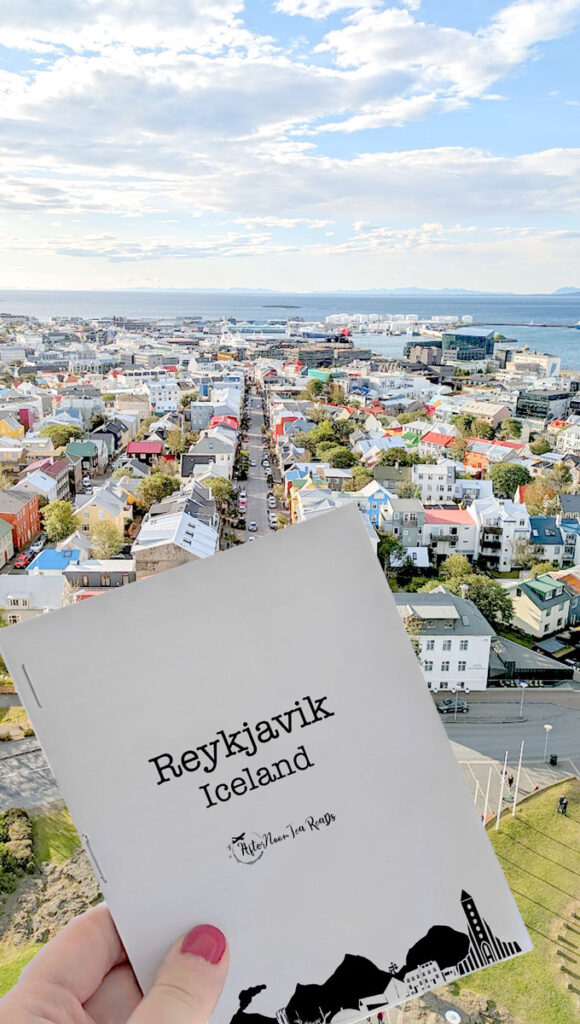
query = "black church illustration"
xmin=229 ymin=890 xmax=523 ymax=1024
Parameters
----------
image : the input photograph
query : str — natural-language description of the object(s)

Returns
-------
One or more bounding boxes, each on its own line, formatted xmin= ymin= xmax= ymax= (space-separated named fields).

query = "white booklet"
xmin=1 ymin=505 xmax=531 ymax=1022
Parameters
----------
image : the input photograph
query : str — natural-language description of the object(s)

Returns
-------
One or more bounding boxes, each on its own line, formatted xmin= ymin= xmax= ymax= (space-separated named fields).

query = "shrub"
xmin=0 ymin=808 xmax=34 ymax=891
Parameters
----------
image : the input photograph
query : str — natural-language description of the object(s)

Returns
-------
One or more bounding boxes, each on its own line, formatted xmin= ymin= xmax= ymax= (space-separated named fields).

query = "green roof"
xmin=65 ymin=440 xmax=96 ymax=457
xmin=529 ymin=574 xmax=561 ymax=596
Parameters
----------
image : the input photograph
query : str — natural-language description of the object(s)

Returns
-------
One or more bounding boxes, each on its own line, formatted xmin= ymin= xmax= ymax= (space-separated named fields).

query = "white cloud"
xmin=0 ymin=0 xmax=260 ymax=55
xmin=318 ymin=0 xmax=580 ymax=102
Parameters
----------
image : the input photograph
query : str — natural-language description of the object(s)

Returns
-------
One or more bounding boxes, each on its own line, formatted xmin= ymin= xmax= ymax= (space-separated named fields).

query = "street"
xmin=244 ymin=393 xmax=273 ymax=538
xmin=443 ymin=698 xmax=580 ymax=767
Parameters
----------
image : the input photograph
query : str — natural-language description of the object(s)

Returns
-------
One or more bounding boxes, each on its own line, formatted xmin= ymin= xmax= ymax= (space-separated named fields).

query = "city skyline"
xmin=1 ymin=1 xmax=580 ymax=292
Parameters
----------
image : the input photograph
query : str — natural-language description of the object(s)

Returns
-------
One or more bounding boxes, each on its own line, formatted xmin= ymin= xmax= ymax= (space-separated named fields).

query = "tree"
xmin=135 ymin=472 xmax=180 ymax=512
xmin=529 ymin=437 xmax=551 ymax=455
xmin=397 ymin=481 xmax=421 ymax=499
xmin=349 ymin=465 xmax=373 ymax=491
xmin=402 ymin=612 xmax=423 ymax=659
xmin=513 ymin=539 xmax=535 ymax=569
xmin=377 ymin=532 xmax=404 ymax=575
xmin=326 ymin=446 xmax=357 ymax=468
xmin=90 ymin=521 xmax=124 ymax=558
xmin=377 ymin=448 xmax=413 ymax=467
xmin=112 ymin=465 xmax=137 ymax=481
xmin=179 ymin=391 xmax=199 ymax=410
xmin=488 ymin=462 xmax=531 ymax=499
xmin=206 ymin=477 xmax=235 ymax=513
xmin=439 ymin=554 xmax=471 ymax=580
xmin=165 ymin=429 xmax=189 ymax=455
xmin=530 ymin=561 xmax=555 ymax=578
xmin=451 ymin=413 xmax=475 ymax=436
xmin=472 ymin=418 xmax=495 ymax=440
xmin=498 ymin=418 xmax=522 ymax=440
xmin=524 ymin=477 xmax=559 ymax=516
xmin=40 ymin=423 xmax=84 ymax=449
xmin=136 ymin=416 xmax=156 ymax=440
xmin=42 ymin=500 xmax=80 ymax=541
xmin=547 ymin=462 xmax=572 ymax=492
xmin=299 ymin=379 xmax=324 ymax=401
xmin=449 ymin=437 xmax=467 ymax=462
xmin=421 ymin=574 xmax=513 ymax=627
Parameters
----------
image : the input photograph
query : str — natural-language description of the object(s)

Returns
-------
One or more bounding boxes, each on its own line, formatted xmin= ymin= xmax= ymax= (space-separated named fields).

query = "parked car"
xmin=248 ymin=521 xmax=257 ymax=532
xmin=250 ymin=460 xmax=257 ymax=467
xmin=239 ymin=490 xmax=247 ymax=500
xmin=437 ymin=698 xmax=469 ymax=714
xmin=13 ymin=552 xmax=32 ymax=569
xmin=29 ymin=539 xmax=45 ymax=555
xmin=82 ymin=475 xmax=91 ymax=487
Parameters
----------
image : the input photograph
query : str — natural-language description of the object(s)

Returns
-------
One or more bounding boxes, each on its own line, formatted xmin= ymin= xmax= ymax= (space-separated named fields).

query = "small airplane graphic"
xmin=231 ymin=833 xmax=246 ymax=844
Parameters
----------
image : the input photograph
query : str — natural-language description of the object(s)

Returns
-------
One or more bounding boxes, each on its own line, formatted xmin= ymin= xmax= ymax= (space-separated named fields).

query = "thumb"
xmin=129 ymin=924 xmax=229 ymax=1024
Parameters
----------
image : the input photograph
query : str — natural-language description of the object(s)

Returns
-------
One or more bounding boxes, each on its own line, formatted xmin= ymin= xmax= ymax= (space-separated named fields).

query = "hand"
xmin=0 ymin=903 xmax=229 ymax=1024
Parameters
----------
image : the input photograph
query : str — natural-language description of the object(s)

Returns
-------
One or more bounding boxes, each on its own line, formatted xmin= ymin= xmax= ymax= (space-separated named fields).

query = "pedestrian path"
xmin=451 ymin=739 xmax=576 ymax=823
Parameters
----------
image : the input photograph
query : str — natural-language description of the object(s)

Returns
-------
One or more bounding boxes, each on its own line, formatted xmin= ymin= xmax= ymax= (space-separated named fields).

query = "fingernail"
xmin=181 ymin=924 xmax=226 ymax=964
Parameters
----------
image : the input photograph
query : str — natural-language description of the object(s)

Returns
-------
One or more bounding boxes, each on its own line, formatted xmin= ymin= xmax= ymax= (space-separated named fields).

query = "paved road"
xmin=0 ymin=747 xmax=60 ymax=808
xmin=244 ymin=394 xmax=273 ymax=538
xmin=442 ymin=699 xmax=580 ymax=768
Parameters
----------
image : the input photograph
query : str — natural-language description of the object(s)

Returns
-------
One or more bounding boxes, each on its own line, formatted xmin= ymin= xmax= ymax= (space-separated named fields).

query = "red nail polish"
xmin=181 ymin=924 xmax=226 ymax=964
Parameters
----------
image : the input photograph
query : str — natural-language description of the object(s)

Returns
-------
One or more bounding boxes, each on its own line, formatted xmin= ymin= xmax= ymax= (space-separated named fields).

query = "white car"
xmin=247 ymin=536 xmax=256 ymax=543
xmin=248 ymin=521 xmax=258 ymax=532
xmin=82 ymin=475 xmax=91 ymax=487
xmin=268 ymin=498 xmax=276 ymax=508
xmin=250 ymin=460 xmax=257 ymax=467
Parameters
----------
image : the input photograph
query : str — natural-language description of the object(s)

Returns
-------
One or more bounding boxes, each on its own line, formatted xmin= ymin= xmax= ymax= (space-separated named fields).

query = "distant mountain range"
xmin=128 ymin=286 xmax=580 ymax=296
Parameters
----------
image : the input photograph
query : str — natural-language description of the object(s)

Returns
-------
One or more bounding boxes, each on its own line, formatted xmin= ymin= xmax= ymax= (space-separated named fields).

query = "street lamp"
xmin=543 ymin=723 xmax=553 ymax=762
xmin=451 ymin=684 xmax=470 ymax=723
xmin=519 ymin=681 xmax=529 ymax=719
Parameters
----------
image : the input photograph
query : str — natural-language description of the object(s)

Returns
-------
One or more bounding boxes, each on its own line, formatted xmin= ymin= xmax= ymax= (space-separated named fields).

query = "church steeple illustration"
xmin=457 ymin=890 xmax=522 ymax=975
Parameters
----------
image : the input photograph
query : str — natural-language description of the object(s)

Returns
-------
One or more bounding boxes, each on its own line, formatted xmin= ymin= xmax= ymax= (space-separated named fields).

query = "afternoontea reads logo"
xmin=228 ymin=813 xmax=336 ymax=866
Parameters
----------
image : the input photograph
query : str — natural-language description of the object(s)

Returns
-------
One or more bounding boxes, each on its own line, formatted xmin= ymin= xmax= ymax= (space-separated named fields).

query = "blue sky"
xmin=0 ymin=0 xmax=579 ymax=291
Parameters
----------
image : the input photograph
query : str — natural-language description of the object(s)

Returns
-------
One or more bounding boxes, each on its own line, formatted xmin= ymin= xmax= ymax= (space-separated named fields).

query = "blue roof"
xmin=529 ymin=516 xmax=563 ymax=545
xmin=28 ymin=548 xmax=81 ymax=571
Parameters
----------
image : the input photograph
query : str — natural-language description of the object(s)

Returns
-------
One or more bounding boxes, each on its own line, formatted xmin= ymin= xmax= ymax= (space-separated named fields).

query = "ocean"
xmin=1 ymin=289 xmax=580 ymax=368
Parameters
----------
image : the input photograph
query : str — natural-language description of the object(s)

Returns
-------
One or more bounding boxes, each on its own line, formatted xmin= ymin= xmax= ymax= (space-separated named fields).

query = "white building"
xmin=556 ymin=425 xmax=580 ymax=456
xmin=469 ymin=496 xmax=531 ymax=573
xmin=395 ymin=591 xmax=494 ymax=691
xmin=145 ymin=379 xmax=180 ymax=413
xmin=412 ymin=461 xmax=456 ymax=504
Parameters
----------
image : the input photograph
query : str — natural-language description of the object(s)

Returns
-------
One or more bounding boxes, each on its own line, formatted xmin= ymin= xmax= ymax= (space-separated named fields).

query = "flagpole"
xmin=512 ymin=740 xmax=525 ymax=817
xmin=496 ymin=750 xmax=509 ymax=831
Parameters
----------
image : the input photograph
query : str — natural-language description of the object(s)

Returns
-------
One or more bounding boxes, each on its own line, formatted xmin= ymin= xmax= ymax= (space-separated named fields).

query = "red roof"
xmin=420 ymin=431 xmax=454 ymax=447
xmin=425 ymin=508 xmax=474 ymax=525
xmin=127 ymin=441 xmax=164 ymax=455
xmin=493 ymin=439 xmax=524 ymax=451
xmin=209 ymin=415 xmax=238 ymax=430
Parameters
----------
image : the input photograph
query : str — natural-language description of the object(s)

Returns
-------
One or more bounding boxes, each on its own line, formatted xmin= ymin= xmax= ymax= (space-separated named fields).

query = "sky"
xmin=0 ymin=0 xmax=579 ymax=293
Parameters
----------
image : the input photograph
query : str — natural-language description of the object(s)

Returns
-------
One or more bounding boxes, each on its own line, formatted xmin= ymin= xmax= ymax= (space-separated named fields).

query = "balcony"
xmin=483 ymin=525 xmax=501 ymax=535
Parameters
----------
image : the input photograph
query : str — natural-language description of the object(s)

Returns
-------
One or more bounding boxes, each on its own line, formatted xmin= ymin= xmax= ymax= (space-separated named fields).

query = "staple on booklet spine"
xmin=20 ymin=662 xmax=42 ymax=709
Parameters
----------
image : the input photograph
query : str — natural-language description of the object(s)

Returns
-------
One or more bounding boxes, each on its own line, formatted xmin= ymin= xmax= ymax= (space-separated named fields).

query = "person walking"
xmin=557 ymin=795 xmax=565 ymax=814
xmin=508 ymin=774 xmax=514 ymax=790
xmin=562 ymin=796 xmax=569 ymax=817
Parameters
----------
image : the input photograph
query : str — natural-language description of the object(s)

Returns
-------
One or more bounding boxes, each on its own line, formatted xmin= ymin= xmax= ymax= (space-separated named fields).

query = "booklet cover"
xmin=1 ymin=505 xmax=530 ymax=1022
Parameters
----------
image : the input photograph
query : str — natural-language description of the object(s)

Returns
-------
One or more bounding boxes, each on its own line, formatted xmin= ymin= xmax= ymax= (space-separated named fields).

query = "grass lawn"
xmin=0 ymin=945 xmax=43 ymax=997
xmin=497 ymin=627 xmax=536 ymax=649
xmin=0 ymin=706 xmax=30 ymax=731
xmin=455 ymin=778 xmax=580 ymax=1024
xmin=31 ymin=807 xmax=81 ymax=864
